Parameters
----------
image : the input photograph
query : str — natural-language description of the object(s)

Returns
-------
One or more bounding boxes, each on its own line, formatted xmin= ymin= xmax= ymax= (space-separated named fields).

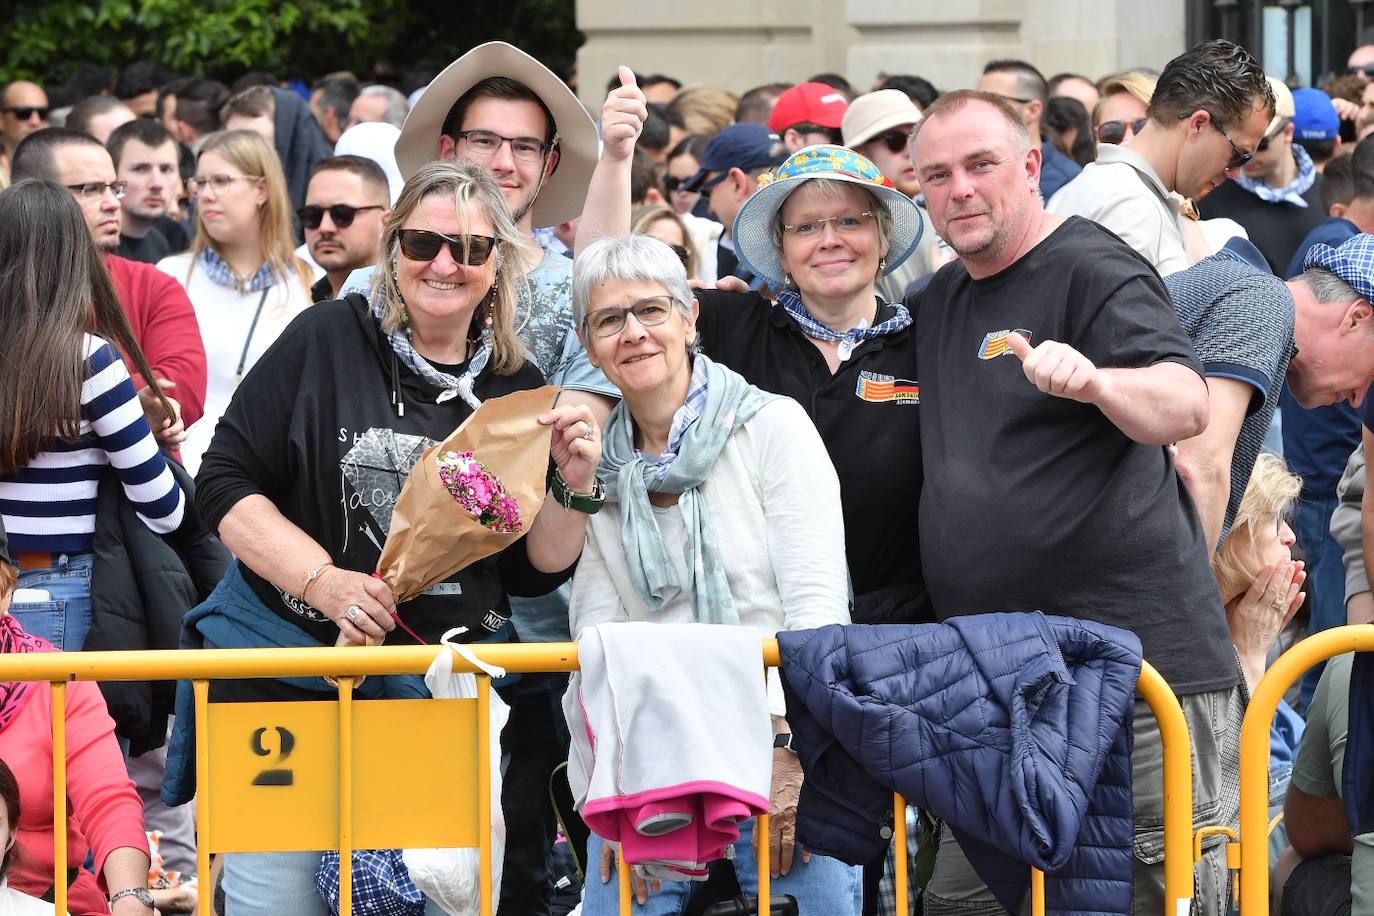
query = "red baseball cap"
xmin=768 ymin=82 xmax=849 ymax=132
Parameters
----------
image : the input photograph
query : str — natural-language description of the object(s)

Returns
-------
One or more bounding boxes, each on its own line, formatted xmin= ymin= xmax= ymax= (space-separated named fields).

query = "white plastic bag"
xmin=403 ymin=627 xmax=509 ymax=916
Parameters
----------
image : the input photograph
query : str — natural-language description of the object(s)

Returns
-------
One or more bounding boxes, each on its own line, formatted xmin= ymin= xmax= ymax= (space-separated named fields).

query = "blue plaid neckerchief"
xmin=777 ymin=289 xmax=912 ymax=361
xmin=639 ymin=353 xmax=709 ymax=482
xmin=197 ymin=247 xmax=279 ymax=292
xmin=369 ymin=287 xmax=491 ymax=409
xmin=1235 ymin=143 xmax=1316 ymax=207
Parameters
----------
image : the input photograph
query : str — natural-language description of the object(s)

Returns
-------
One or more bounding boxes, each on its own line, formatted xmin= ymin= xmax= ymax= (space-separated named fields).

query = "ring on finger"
xmin=579 ymin=421 xmax=595 ymax=440
xmin=345 ymin=605 xmax=362 ymax=623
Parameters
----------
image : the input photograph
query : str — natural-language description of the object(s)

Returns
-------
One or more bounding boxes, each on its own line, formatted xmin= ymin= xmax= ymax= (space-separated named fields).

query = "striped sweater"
xmin=0 ymin=334 xmax=185 ymax=553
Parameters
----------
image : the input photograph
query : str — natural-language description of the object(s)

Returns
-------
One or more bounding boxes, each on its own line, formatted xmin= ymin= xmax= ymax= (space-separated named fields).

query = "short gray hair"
xmin=357 ymin=85 xmax=410 ymax=128
xmin=1300 ymin=266 xmax=1364 ymax=306
xmin=572 ymin=235 xmax=694 ymax=330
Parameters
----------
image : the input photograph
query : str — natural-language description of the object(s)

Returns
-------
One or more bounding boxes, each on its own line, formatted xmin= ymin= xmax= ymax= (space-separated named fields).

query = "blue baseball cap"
xmin=1292 ymin=88 xmax=1340 ymax=142
xmin=681 ymin=123 xmax=787 ymax=193
xmin=1304 ymin=233 xmax=1374 ymax=302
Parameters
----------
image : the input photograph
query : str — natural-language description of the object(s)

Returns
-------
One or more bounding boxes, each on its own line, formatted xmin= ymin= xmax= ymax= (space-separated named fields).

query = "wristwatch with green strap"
xmin=550 ymin=468 xmax=606 ymax=514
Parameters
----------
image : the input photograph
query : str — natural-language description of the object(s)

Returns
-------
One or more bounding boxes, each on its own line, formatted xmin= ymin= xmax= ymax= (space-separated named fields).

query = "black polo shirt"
xmin=695 ymin=290 xmax=928 ymax=622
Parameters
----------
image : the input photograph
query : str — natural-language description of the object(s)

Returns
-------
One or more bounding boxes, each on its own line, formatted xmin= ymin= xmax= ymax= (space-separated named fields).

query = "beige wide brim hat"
xmin=395 ymin=41 xmax=598 ymax=229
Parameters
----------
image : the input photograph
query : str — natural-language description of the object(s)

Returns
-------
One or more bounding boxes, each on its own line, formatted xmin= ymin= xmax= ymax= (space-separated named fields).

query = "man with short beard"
xmin=11 ymin=128 xmax=206 ymax=447
xmin=108 ymin=118 xmax=189 ymax=263
xmin=909 ymin=88 xmax=1235 ymax=916
xmin=300 ymin=156 xmax=389 ymax=302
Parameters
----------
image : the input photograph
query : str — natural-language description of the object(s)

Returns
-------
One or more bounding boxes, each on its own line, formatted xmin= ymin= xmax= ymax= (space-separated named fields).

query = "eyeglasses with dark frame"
xmin=65 ymin=180 xmax=128 ymax=200
xmin=1256 ymin=119 xmax=1291 ymax=154
xmin=2 ymin=106 xmax=48 ymax=121
xmin=583 ymin=295 xmax=680 ymax=338
xmin=297 ymin=203 xmax=385 ymax=230
xmin=395 ymin=228 xmax=497 ymax=265
xmin=1095 ymin=118 xmax=1148 ymax=145
xmin=454 ymin=129 xmax=551 ymax=163
xmin=1202 ymin=114 xmax=1253 ymax=171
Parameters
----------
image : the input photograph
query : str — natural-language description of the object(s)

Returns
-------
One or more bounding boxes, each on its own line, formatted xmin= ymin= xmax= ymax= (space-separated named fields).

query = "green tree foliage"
xmin=0 ymin=0 xmax=581 ymax=89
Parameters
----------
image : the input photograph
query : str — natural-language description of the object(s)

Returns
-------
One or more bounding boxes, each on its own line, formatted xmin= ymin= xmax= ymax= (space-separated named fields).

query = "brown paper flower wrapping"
xmin=377 ymin=385 xmax=562 ymax=605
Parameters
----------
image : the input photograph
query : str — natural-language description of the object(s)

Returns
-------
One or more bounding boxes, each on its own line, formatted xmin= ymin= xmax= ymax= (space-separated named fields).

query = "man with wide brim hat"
xmin=395 ymin=40 xmax=598 ymax=231
xmin=732 ymin=144 xmax=923 ymax=291
xmin=386 ymin=40 xmax=618 ymax=916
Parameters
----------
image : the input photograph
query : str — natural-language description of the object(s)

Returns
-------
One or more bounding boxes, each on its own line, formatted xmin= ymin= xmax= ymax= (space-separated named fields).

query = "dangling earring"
xmin=879 ymin=257 xmax=887 ymax=272
xmin=391 ymin=260 xmax=413 ymax=339
xmin=783 ymin=273 xmax=794 ymax=288
xmin=482 ymin=261 xmax=500 ymax=341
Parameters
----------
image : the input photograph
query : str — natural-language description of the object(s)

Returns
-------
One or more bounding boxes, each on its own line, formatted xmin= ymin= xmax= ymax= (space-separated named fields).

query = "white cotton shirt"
xmin=568 ymin=397 xmax=852 ymax=715
xmin=1046 ymin=143 xmax=1192 ymax=277
xmin=0 ymin=880 xmax=62 ymax=915
xmin=156 ymin=253 xmax=318 ymax=474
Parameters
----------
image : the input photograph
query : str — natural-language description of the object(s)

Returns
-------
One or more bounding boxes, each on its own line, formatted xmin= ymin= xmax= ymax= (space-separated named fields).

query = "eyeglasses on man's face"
xmin=454 ymin=130 xmax=551 ymax=163
xmin=297 ymin=203 xmax=384 ymax=230
xmin=65 ymin=180 xmax=128 ymax=200
xmin=2 ymin=106 xmax=48 ymax=121
xmin=1203 ymin=114 xmax=1253 ymax=171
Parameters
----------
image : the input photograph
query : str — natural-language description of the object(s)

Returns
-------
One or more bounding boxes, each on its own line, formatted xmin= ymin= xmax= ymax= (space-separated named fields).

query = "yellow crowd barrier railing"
xmin=0 ymin=643 xmax=1191 ymax=916
xmin=1238 ymin=625 xmax=1374 ymax=916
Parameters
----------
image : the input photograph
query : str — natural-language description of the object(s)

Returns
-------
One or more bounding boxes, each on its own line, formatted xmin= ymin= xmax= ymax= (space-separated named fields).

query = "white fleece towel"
xmin=564 ymin=622 xmax=773 ymax=878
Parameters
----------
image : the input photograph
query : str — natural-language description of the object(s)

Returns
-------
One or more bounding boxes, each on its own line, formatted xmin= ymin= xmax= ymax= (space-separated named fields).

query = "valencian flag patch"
xmin=855 ymin=371 xmax=920 ymax=404
xmin=978 ymin=328 xmax=1032 ymax=360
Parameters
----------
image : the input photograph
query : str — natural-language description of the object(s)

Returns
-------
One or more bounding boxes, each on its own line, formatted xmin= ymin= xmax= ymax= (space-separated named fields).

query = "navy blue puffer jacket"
xmin=778 ymin=613 xmax=1141 ymax=916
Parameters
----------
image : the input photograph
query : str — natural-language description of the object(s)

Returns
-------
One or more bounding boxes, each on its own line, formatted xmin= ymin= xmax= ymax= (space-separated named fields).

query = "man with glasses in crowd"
xmin=768 ymin=81 xmax=848 ymax=153
xmin=301 ymin=155 xmax=390 ymax=302
xmin=1047 ymin=40 xmax=1273 ymax=276
xmin=977 ymin=59 xmax=1081 ymax=199
xmin=10 ymin=128 xmax=206 ymax=449
xmin=0 ymin=80 xmax=49 ymax=171
xmin=1199 ymin=77 xmax=1327 ymax=274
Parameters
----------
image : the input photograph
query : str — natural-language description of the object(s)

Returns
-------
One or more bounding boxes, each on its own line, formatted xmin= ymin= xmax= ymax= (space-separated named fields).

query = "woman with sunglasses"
xmin=568 ymin=233 xmax=859 ymax=915
xmin=156 ymin=130 xmax=320 ymax=474
xmin=171 ymin=159 xmax=600 ymax=916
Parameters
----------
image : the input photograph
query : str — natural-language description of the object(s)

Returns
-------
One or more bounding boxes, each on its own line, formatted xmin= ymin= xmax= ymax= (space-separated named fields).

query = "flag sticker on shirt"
xmin=978 ymin=328 xmax=1032 ymax=360
xmin=855 ymin=371 xmax=919 ymax=404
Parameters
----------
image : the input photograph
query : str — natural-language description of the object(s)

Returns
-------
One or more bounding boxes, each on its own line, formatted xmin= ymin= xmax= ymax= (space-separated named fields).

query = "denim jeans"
xmin=1295 ymin=494 xmax=1344 ymax=710
xmin=12 ymin=552 xmax=94 ymax=651
xmin=221 ymin=851 xmax=451 ymax=916
xmin=582 ymin=818 xmax=861 ymax=915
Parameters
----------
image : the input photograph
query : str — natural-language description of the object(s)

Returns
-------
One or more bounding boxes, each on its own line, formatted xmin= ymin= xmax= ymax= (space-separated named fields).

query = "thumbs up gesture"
xmin=600 ymin=65 xmax=647 ymax=163
xmin=1006 ymin=332 xmax=1103 ymax=404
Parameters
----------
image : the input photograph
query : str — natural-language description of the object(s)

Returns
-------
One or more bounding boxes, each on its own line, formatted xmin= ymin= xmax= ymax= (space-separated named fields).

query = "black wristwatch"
xmin=550 ymin=468 xmax=606 ymax=514
xmin=109 ymin=886 xmax=155 ymax=909
xmin=773 ymin=732 xmax=796 ymax=753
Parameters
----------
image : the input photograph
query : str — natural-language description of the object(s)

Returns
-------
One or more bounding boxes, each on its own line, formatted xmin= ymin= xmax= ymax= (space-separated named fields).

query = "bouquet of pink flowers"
xmin=436 ymin=450 xmax=523 ymax=534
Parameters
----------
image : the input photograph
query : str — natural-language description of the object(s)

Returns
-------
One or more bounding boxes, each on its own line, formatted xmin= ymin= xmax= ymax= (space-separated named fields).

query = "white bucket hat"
xmin=394 ymin=42 xmax=597 ymax=229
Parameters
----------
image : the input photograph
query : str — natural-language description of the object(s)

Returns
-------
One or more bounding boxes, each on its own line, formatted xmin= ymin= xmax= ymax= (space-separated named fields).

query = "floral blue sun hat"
xmin=731 ymin=144 xmax=923 ymax=288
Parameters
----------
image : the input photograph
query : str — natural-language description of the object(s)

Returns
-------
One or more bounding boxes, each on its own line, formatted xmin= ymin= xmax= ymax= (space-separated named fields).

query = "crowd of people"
xmin=0 ymin=28 xmax=1373 ymax=916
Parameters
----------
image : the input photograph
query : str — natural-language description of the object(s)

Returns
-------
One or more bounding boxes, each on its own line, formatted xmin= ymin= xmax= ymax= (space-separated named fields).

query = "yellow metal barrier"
xmin=1238 ymin=625 xmax=1374 ymax=916
xmin=0 ymin=643 xmax=1191 ymax=916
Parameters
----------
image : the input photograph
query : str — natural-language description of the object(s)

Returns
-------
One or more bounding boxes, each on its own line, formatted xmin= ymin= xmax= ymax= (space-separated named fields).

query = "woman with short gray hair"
xmin=568 ymin=233 xmax=859 ymax=915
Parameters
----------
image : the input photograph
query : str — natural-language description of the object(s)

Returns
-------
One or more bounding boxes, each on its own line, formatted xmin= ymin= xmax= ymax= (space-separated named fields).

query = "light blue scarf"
xmin=368 ymin=285 xmax=490 ymax=409
xmin=599 ymin=354 xmax=778 ymax=625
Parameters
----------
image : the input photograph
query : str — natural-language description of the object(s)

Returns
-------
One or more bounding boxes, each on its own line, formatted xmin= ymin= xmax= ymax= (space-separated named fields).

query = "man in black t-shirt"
xmin=909 ymin=90 xmax=1238 ymax=916
xmin=108 ymin=118 xmax=186 ymax=263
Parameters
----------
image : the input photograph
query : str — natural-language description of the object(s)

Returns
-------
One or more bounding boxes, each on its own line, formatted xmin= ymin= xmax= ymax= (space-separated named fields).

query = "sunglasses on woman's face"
xmin=1095 ymin=118 xmax=1148 ymax=144
xmin=396 ymin=228 xmax=496 ymax=265
xmin=297 ymin=203 xmax=383 ymax=230
xmin=663 ymin=175 xmax=695 ymax=194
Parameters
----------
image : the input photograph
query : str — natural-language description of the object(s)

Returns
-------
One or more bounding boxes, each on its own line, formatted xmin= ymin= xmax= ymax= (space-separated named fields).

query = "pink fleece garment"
xmin=582 ymin=780 xmax=767 ymax=867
